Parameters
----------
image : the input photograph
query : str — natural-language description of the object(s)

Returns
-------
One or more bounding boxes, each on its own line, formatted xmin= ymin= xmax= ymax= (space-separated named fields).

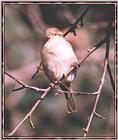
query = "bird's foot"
xmin=72 ymin=62 xmax=80 ymax=69
xmin=49 ymin=82 xmax=56 ymax=88
xmin=55 ymin=91 xmax=62 ymax=96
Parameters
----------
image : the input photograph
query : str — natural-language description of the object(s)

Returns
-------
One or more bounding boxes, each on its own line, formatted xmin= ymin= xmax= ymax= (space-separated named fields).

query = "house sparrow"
xmin=41 ymin=27 xmax=78 ymax=113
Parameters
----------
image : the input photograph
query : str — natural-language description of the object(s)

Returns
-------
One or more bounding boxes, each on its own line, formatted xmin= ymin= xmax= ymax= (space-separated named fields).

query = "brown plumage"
xmin=41 ymin=27 xmax=78 ymax=113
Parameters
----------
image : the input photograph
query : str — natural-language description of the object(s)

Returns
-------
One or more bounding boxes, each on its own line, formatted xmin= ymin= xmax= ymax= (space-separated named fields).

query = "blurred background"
xmin=4 ymin=3 xmax=115 ymax=137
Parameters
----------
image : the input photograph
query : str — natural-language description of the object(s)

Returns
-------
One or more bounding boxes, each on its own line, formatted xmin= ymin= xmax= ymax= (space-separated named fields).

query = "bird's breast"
xmin=43 ymin=37 xmax=77 ymax=60
xmin=41 ymin=36 xmax=78 ymax=81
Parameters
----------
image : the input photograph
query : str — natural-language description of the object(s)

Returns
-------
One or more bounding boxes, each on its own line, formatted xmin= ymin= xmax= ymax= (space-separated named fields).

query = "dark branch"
xmin=12 ymin=85 xmax=25 ymax=92
xmin=63 ymin=5 xmax=91 ymax=37
xmin=31 ymin=62 xmax=43 ymax=79
xmin=107 ymin=62 xmax=115 ymax=93
xmin=105 ymin=18 xmax=115 ymax=93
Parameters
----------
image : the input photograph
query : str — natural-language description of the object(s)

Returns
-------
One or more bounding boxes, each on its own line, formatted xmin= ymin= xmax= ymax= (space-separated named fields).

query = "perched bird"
xmin=41 ymin=27 xmax=78 ymax=113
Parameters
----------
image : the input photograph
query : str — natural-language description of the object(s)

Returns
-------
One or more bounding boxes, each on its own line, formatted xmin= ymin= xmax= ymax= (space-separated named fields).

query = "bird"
xmin=41 ymin=27 xmax=78 ymax=113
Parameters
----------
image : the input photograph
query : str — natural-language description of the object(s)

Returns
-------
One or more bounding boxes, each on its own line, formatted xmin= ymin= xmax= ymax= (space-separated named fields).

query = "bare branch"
xmin=83 ymin=58 xmax=108 ymax=137
xmin=31 ymin=62 xmax=43 ymax=79
xmin=107 ymin=62 xmax=115 ymax=93
xmin=63 ymin=5 xmax=91 ymax=37
xmin=12 ymin=85 xmax=25 ymax=92
xmin=61 ymin=38 xmax=106 ymax=82
xmin=77 ymin=38 xmax=106 ymax=66
xmin=57 ymin=89 xmax=98 ymax=96
xmin=94 ymin=112 xmax=107 ymax=120
xmin=8 ymin=86 xmax=51 ymax=136
xmin=5 ymin=72 xmax=26 ymax=87
xmin=5 ymin=62 xmax=41 ymax=85
xmin=105 ymin=17 xmax=115 ymax=93
xmin=28 ymin=116 xmax=35 ymax=129
xmin=5 ymin=72 xmax=46 ymax=93
xmin=83 ymin=17 xmax=114 ymax=137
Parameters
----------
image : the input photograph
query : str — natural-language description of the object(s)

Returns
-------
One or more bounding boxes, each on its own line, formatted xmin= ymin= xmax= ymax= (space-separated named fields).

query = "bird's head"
xmin=46 ymin=27 xmax=63 ymax=39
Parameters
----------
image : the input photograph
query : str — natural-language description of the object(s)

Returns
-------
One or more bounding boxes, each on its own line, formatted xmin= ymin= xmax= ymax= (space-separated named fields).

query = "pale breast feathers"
xmin=41 ymin=36 xmax=78 ymax=80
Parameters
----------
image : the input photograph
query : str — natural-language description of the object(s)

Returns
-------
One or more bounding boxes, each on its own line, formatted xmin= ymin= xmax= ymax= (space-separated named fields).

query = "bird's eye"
xmin=55 ymin=33 xmax=57 ymax=36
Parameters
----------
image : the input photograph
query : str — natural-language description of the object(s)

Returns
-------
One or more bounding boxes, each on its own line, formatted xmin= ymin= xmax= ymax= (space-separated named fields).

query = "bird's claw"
xmin=72 ymin=62 xmax=80 ymax=69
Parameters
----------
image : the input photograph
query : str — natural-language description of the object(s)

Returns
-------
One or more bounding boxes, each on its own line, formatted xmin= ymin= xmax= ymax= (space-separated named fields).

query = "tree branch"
xmin=94 ymin=112 xmax=107 ymax=120
xmin=63 ymin=5 xmax=91 ymax=37
xmin=83 ymin=17 xmax=114 ymax=137
xmin=83 ymin=54 xmax=108 ymax=137
xmin=5 ymin=72 xmax=46 ymax=93
xmin=105 ymin=16 xmax=115 ymax=93
xmin=31 ymin=62 xmax=43 ymax=79
xmin=8 ymin=86 xmax=52 ymax=136
xmin=107 ymin=62 xmax=115 ymax=93
xmin=61 ymin=37 xmax=106 ymax=81
xmin=57 ymin=89 xmax=98 ymax=96
xmin=28 ymin=116 xmax=35 ymax=129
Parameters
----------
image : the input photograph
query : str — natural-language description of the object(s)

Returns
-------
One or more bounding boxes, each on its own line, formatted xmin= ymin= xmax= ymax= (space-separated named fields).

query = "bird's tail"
xmin=64 ymin=93 xmax=77 ymax=113
xmin=60 ymin=82 xmax=77 ymax=113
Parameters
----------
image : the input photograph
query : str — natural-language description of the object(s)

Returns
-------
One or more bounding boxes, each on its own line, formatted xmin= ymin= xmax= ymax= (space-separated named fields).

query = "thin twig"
xmin=8 ymin=86 xmax=51 ymax=136
xmin=61 ymin=38 xmax=106 ymax=81
xmin=31 ymin=62 xmax=43 ymax=79
xmin=5 ymin=72 xmax=26 ymax=87
xmin=57 ymin=89 xmax=98 ymax=96
xmin=77 ymin=38 xmax=106 ymax=66
xmin=63 ymin=5 xmax=91 ymax=37
xmin=107 ymin=62 xmax=115 ymax=93
xmin=12 ymin=85 xmax=25 ymax=92
xmin=105 ymin=17 xmax=115 ymax=93
xmin=5 ymin=72 xmax=46 ymax=93
xmin=94 ymin=112 xmax=107 ymax=120
xmin=28 ymin=116 xmax=35 ymax=129
xmin=83 ymin=57 xmax=108 ymax=137
xmin=83 ymin=17 xmax=114 ymax=137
